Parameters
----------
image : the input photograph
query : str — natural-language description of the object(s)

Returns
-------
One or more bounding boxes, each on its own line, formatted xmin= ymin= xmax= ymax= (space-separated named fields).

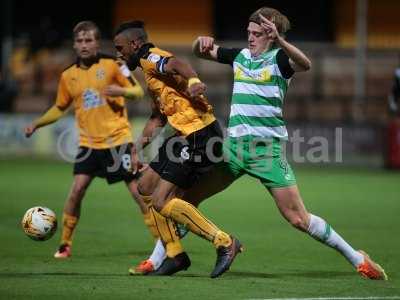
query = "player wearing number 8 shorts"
xmin=24 ymin=21 xmax=147 ymax=258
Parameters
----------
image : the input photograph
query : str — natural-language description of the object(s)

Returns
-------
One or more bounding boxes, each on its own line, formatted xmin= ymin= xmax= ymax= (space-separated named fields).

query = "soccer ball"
xmin=21 ymin=207 xmax=57 ymax=241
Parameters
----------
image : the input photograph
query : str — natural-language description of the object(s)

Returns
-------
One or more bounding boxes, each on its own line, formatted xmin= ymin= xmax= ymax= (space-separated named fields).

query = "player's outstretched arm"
xmin=103 ymin=83 xmax=144 ymax=100
xmin=25 ymin=73 xmax=72 ymax=138
xmin=104 ymin=63 xmax=144 ymax=101
xmin=24 ymin=105 xmax=66 ymax=138
xmin=123 ymin=75 xmax=145 ymax=99
xmin=163 ymin=57 xmax=207 ymax=98
xmin=192 ymin=36 xmax=220 ymax=61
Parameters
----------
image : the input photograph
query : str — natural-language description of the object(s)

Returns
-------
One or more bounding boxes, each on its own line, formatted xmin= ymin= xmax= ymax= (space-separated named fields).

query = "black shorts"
xmin=149 ymin=121 xmax=223 ymax=189
xmin=73 ymin=143 xmax=138 ymax=184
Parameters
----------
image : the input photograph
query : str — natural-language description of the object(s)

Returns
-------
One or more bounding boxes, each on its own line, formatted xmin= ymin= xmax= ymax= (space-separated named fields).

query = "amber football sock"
xmin=143 ymin=211 xmax=160 ymax=240
xmin=160 ymin=198 xmax=231 ymax=248
xmin=61 ymin=213 xmax=78 ymax=246
xmin=150 ymin=206 xmax=183 ymax=258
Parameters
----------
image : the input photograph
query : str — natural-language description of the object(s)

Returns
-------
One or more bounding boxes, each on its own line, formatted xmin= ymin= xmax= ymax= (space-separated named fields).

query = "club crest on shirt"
xmin=96 ymin=68 xmax=105 ymax=80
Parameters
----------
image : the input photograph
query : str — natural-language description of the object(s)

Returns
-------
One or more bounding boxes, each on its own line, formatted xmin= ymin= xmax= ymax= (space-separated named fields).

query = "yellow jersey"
xmin=56 ymin=54 xmax=136 ymax=149
xmin=139 ymin=46 xmax=215 ymax=136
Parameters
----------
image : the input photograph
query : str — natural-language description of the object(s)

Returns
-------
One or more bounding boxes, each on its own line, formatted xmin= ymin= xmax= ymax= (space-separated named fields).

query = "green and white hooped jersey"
xmin=227 ymin=48 xmax=290 ymax=140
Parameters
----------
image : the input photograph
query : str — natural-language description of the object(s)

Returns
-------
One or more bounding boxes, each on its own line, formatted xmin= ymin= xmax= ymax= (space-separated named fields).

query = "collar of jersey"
xmin=126 ymin=43 xmax=155 ymax=71
xmin=76 ymin=54 xmax=101 ymax=69
xmin=250 ymin=47 xmax=277 ymax=61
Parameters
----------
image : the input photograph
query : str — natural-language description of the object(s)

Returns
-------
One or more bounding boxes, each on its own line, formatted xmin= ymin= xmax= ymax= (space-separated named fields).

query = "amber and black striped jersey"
xmin=138 ymin=46 xmax=215 ymax=136
xmin=56 ymin=54 xmax=137 ymax=149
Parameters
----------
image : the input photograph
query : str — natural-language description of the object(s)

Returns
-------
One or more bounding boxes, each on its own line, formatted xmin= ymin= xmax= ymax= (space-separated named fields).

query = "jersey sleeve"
xmin=111 ymin=61 xmax=144 ymax=99
xmin=217 ymin=47 xmax=242 ymax=65
xmin=140 ymin=51 xmax=173 ymax=75
xmin=113 ymin=61 xmax=134 ymax=88
xmin=55 ymin=74 xmax=72 ymax=109
xmin=276 ymin=49 xmax=295 ymax=79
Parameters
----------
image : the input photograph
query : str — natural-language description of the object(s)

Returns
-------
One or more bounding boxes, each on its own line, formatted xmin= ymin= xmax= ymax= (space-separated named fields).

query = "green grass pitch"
xmin=0 ymin=158 xmax=399 ymax=299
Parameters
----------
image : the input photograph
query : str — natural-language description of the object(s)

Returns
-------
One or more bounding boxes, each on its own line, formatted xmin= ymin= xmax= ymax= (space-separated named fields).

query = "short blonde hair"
xmin=249 ymin=7 xmax=291 ymax=36
xmin=73 ymin=21 xmax=101 ymax=40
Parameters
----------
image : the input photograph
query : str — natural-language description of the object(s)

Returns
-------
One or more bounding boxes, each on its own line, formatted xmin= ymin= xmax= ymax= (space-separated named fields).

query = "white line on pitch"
xmin=247 ymin=297 xmax=400 ymax=300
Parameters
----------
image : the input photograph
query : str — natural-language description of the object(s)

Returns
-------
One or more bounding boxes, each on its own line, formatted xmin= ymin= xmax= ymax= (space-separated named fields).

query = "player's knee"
xmin=129 ymin=187 xmax=146 ymax=209
xmin=151 ymin=191 xmax=168 ymax=212
xmin=127 ymin=181 xmax=141 ymax=199
xmin=137 ymin=180 xmax=151 ymax=197
xmin=152 ymin=200 xmax=165 ymax=212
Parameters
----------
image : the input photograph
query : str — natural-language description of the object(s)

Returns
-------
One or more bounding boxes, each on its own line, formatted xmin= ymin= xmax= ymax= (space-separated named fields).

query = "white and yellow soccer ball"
xmin=21 ymin=207 xmax=57 ymax=241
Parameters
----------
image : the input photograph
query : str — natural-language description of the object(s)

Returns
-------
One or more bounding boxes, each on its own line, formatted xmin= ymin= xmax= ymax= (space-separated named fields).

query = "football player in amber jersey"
xmin=114 ymin=20 xmax=242 ymax=278
xmin=24 ymin=21 xmax=152 ymax=259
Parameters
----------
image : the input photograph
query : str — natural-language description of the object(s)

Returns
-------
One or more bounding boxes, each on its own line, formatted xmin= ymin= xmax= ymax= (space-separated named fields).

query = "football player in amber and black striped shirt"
xmin=114 ymin=20 xmax=242 ymax=278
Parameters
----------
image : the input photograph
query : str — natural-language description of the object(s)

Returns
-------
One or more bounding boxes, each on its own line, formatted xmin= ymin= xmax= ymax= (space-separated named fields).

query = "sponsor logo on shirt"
xmin=147 ymin=53 xmax=161 ymax=63
xmin=83 ymin=89 xmax=105 ymax=110
xmin=234 ymin=65 xmax=271 ymax=82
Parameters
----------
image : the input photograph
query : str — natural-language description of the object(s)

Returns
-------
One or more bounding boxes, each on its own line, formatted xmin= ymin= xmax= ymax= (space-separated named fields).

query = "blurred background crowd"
xmin=1 ymin=0 xmax=400 ymax=167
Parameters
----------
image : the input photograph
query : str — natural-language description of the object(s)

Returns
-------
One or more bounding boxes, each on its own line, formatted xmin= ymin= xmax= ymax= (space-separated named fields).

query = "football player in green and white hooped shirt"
xmin=134 ymin=6 xmax=387 ymax=280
